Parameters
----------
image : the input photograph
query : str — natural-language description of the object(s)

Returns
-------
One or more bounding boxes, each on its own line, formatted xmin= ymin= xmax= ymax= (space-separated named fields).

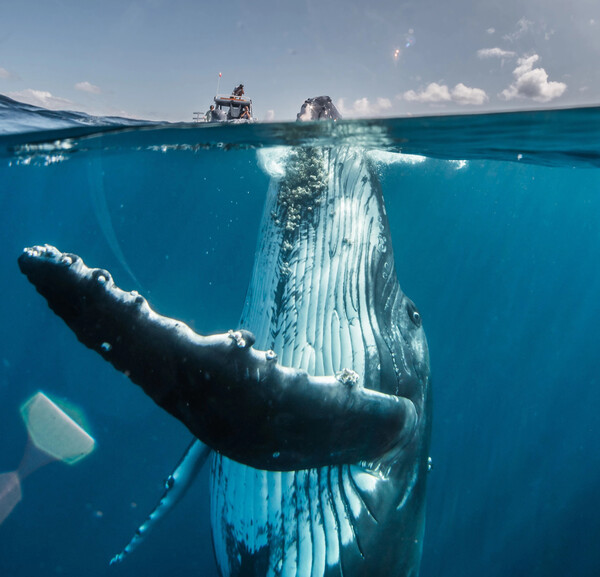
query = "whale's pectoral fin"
xmin=111 ymin=439 xmax=211 ymax=565
xmin=19 ymin=245 xmax=418 ymax=471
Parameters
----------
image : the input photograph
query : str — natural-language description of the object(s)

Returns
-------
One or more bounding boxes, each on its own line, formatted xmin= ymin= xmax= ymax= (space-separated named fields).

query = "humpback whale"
xmin=18 ymin=96 xmax=432 ymax=577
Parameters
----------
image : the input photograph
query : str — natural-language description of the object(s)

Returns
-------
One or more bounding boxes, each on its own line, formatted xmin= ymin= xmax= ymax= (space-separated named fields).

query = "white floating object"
xmin=20 ymin=392 xmax=95 ymax=464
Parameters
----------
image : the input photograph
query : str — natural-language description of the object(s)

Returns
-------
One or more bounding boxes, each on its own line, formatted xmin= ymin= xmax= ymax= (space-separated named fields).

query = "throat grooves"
xmin=240 ymin=146 xmax=389 ymax=380
xmin=212 ymin=146 xmax=394 ymax=577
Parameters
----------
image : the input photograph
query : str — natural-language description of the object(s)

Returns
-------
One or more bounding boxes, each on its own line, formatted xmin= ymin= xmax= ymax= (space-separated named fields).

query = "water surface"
xmin=1 ymin=104 xmax=599 ymax=576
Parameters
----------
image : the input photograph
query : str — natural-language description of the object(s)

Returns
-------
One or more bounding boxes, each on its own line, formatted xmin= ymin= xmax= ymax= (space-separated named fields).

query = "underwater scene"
xmin=1 ymin=96 xmax=600 ymax=577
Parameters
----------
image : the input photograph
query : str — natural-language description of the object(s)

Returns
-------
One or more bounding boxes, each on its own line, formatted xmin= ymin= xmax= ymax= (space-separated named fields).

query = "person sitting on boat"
xmin=240 ymin=105 xmax=251 ymax=120
xmin=233 ymin=84 xmax=244 ymax=97
xmin=205 ymin=105 xmax=215 ymax=122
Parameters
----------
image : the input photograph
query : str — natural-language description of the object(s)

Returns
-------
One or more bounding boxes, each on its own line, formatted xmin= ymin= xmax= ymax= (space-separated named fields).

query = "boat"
xmin=193 ymin=92 xmax=254 ymax=123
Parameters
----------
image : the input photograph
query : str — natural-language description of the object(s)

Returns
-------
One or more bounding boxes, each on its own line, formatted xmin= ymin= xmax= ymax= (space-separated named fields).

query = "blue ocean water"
xmin=0 ymin=97 xmax=599 ymax=576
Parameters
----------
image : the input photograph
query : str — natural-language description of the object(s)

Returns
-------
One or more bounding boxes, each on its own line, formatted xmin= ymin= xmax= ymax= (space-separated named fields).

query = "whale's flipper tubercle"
xmin=18 ymin=245 xmax=417 ymax=471
xmin=110 ymin=439 xmax=211 ymax=565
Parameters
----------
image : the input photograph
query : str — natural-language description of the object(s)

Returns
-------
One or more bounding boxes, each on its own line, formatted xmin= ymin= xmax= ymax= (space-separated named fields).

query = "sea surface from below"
xmin=0 ymin=98 xmax=599 ymax=576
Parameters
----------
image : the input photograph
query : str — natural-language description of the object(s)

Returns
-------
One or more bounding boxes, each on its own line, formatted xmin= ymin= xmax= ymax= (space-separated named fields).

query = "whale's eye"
xmin=406 ymin=301 xmax=422 ymax=327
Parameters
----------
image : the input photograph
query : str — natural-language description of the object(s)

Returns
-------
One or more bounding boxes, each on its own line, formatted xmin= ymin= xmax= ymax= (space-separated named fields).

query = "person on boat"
xmin=233 ymin=84 xmax=244 ymax=97
xmin=240 ymin=105 xmax=251 ymax=120
xmin=205 ymin=105 xmax=215 ymax=122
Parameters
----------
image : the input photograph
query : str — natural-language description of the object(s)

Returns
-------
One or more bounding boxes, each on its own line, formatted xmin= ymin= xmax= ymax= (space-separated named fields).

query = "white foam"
xmin=257 ymin=147 xmax=291 ymax=178
xmin=367 ymin=150 xmax=427 ymax=165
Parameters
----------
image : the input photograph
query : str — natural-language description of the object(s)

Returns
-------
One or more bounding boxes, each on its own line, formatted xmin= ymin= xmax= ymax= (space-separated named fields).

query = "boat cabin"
xmin=213 ymin=94 xmax=253 ymax=121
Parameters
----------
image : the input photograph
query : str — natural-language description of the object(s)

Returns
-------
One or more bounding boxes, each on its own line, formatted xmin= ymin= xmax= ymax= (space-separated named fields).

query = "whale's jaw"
xmin=211 ymin=145 xmax=431 ymax=577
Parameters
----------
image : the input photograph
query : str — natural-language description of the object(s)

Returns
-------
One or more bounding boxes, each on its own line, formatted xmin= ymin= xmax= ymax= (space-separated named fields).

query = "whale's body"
xmin=212 ymin=145 xmax=431 ymax=577
xmin=18 ymin=97 xmax=431 ymax=577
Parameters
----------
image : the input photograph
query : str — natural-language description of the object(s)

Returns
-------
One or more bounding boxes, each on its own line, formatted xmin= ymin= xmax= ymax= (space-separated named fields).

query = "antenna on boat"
xmin=216 ymin=72 xmax=222 ymax=97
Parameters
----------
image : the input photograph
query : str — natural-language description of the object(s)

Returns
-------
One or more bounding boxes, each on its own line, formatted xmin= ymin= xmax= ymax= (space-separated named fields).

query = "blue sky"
xmin=1 ymin=0 xmax=599 ymax=121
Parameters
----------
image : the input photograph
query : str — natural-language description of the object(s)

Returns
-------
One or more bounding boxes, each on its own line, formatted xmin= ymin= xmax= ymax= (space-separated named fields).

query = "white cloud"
xmin=263 ymin=109 xmax=275 ymax=121
xmin=451 ymin=83 xmax=489 ymax=105
xmin=376 ymin=97 xmax=392 ymax=110
xmin=0 ymin=67 xmax=19 ymax=80
xmin=477 ymin=47 xmax=516 ymax=59
xmin=337 ymin=96 xmax=393 ymax=117
xmin=500 ymin=54 xmax=566 ymax=103
xmin=75 ymin=81 xmax=102 ymax=94
xmin=402 ymin=82 xmax=488 ymax=105
xmin=403 ymin=83 xmax=451 ymax=104
xmin=486 ymin=27 xmax=495 ymax=35
xmin=503 ymin=18 xmax=533 ymax=42
xmin=7 ymin=89 xmax=73 ymax=110
xmin=352 ymin=98 xmax=371 ymax=114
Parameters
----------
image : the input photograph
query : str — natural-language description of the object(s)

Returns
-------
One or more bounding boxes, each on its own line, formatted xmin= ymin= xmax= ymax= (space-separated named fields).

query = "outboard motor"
xmin=296 ymin=96 xmax=342 ymax=121
xmin=210 ymin=108 xmax=227 ymax=122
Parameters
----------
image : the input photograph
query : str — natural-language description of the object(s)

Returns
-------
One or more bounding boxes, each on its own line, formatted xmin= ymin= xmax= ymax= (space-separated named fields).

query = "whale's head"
xmin=296 ymin=95 xmax=342 ymax=121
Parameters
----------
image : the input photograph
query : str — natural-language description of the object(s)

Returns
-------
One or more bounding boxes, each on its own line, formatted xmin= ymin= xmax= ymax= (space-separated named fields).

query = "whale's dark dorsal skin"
xmin=18 ymin=97 xmax=431 ymax=577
